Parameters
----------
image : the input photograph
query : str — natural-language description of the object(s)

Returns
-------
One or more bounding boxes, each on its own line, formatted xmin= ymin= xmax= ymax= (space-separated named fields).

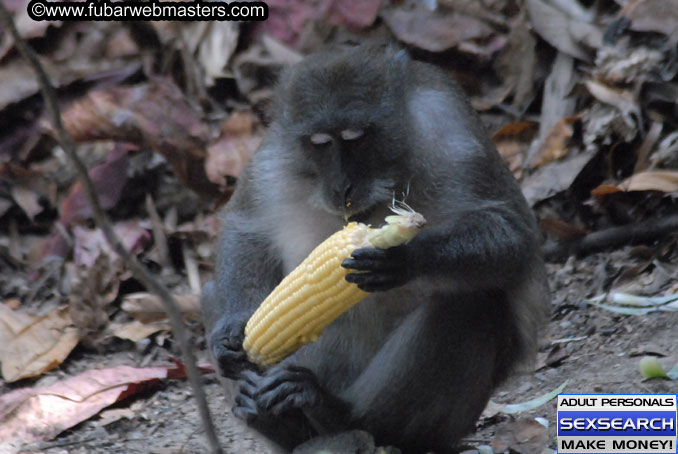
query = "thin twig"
xmin=543 ymin=213 xmax=678 ymax=262
xmin=550 ymin=336 xmax=588 ymax=345
xmin=0 ymin=6 xmax=223 ymax=454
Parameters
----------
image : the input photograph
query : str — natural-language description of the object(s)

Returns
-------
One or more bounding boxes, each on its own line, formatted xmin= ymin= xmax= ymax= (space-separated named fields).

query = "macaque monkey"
xmin=201 ymin=43 xmax=548 ymax=453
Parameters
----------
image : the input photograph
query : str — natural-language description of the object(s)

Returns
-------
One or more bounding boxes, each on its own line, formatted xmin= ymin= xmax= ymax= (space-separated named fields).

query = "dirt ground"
xmin=9 ymin=247 xmax=676 ymax=454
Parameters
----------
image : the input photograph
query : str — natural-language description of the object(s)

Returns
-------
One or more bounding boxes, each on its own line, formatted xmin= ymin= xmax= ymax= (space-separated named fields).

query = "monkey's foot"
xmin=234 ymin=365 xmax=322 ymax=419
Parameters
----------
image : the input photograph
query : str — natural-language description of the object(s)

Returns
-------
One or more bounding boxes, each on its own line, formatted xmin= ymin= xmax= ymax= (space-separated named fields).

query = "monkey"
xmin=201 ymin=43 xmax=549 ymax=454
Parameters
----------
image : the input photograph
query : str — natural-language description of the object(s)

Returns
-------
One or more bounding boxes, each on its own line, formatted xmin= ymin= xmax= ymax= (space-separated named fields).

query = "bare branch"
xmin=543 ymin=214 xmax=678 ymax=262
xmin=0 ymin=6 xmax=223 ymax=453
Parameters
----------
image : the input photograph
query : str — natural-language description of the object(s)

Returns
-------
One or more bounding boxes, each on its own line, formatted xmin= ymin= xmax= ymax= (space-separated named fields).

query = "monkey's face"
xmin=277 ymin=47 xmax=411 ymax=220
xmin=300 ymin=124 xmax=403 ymax=220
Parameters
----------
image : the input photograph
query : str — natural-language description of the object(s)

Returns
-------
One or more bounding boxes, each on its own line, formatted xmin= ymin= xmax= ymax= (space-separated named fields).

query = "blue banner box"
xmin=557 ymin=394 xmax=677 ymax=454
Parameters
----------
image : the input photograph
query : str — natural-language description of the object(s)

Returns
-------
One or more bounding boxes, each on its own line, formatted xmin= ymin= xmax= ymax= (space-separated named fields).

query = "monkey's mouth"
xmin=344 ymin=203 xmax=377 ymax=223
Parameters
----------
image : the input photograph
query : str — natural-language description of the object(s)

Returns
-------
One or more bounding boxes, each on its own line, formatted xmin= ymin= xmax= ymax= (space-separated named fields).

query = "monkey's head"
xmin=274 ymin=44 xmax=412 ymax=220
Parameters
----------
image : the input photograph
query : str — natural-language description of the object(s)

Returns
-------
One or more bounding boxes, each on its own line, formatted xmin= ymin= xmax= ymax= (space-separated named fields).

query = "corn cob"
xmin=243 ymin=208 xmax=426 ymax=366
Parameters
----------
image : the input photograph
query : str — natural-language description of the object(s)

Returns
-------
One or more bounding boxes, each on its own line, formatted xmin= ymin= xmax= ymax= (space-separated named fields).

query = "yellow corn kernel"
xmin=243 ymin=209 xmax=426 ymax=366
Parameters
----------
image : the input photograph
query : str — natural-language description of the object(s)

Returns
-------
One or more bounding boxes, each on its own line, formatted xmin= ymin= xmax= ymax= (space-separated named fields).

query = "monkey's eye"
xmin=340 ymin=128 xmax=364 ymax=141
xmin=310 ymin=133 xmax=333 ymax=146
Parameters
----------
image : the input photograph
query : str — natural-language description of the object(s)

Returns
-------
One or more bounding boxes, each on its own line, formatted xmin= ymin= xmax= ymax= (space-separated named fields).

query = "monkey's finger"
xmin=348 ymin=248 xmax=388 ymax=260
xmin=257 ymin=381 xmax=306 ymax=412
xmin=232 ymin=403 xmax=258 ymax=422
xmin=256 ymin=366 xmax=314 ymax=396
xmin=342 ymin=258 xmax=400 ymax=272
xmin=214 ymin=349 xmax=249 ymax=369
xmin=239 ymin=378 xmax=257 ymax=398
xmin=242 ymin=369 xmax=263 ymax=380
xmin=213 ymin=344 xmax=247 ymax=360
xmin=284 ymin=365 xmax=318 ymax=375
xmin=241 ymin=370 xmax=264 ymax=388
xmin=234 ymin=391 xmax=252 ymax=408
xmin=215 ymin=356 xmax=251 ymax=380
xmin=345 ymin=269 xmax=405 ymax=285
xmin=257 ymin=368 xmax=321 ymax=414
xmin=348 ymin=271 xmax=406 ymax=292
xmin=212 ymin=334 xmax=244 ymax=352
xmin=268 ymin=390 xmax=318 ymax=416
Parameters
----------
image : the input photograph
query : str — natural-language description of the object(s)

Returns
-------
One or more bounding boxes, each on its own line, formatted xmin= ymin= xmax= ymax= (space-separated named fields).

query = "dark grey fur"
xmin=201 ymin=43 xmax=549 ymax=454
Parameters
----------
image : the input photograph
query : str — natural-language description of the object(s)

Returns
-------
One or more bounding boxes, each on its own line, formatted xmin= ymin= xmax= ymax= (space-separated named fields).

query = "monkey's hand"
xmin=233 ymin=365 xmax=323 ymax=421
xmin=341 ymin=245 xmax=411 ymax=292
xmin=208 ymin=311 xmax=253 ymax=380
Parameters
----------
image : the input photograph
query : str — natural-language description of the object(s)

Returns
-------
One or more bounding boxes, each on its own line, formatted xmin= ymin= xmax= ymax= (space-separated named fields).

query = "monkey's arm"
xmin=344 ymin=204 xmax=538 ymax=292
xmin=202 ymin=183 xmax=283 ymax=379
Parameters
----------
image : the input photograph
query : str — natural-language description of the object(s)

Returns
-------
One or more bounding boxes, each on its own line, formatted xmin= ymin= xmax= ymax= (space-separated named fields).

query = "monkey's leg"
xmin=341 ymin=294 xmax=504 ymax=453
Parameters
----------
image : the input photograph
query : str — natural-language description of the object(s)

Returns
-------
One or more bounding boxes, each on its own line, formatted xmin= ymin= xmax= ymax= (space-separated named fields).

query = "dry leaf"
xmin=105 ymin=27 xmax=139 ymax=58
xmin=540 ymin=218 xmax=587 ymax=240
xmin=529 ymin=116 xmax=579 ymax=168
xmin=0 ymin=364 xmax=187 ymax=449
xmin=0 ymin=0 xmax=61 ymax=59
xmin=254 ymin=0 xmax=379 ymax=47
xmin=109 ymin=320 xmax=170 ymax=342
xmin=261 ymin=34 xmax=304 ymax=66
xmin=493 ymin=121 xmax=539 ymax=139
xmin=494 ymin=9 xmax=537 ymax=109
xmin=5 ymin=299 xmax=21 ymax=310
xmin=543 ymin=344 xmax=570 ymax=367
xmin=584 ymin=79 xmax=640 ymax=129
xmin=0 ymin=198 xmax=12 ymax=218
xmin=492 ymin=121 xmax=539 ymax=179
xmin=60 ymin=144 xmax=131 ymax=226
xmin=381 ymin=3 xmax=495 ymax=53
xmin=0 ymin=55 xmax=132 ymax=111
xmin=532 ymin=52 xmax=577 ymax=163
xmin=190 ymin=22 xmax=240 ymax=86
xmin=121 ymin=292 xmax=200 ymax=323
xmin=650 ymin=132 xmax=678 ymax=168
xmin=232 ymin=37 xmax=302 ymax=113
xmin=0 ymin=304 xmax=79 ymax=382
xmin=68 ymin=253 xmax=121 ymax=342
xmin=254 ymin=0 xmax=317 ymax=46
xmin=10 ymin=185 xmax=42 ymax=220
xmin=621 ymin=171 xmax=678 ymax=193
xmin=60 ymin=78 xmax=220 ymax=197
xmin=96 ymin=408 xmax=135 ymax=427
xmin=633 ymin=121 xmax=663 ymax=174
xmin=481 ymin=399 xmax=507 ymax=419
xmin=72 ymin=221 xmax=151 ymax=268
xmin=327 ymin=0 xmax=383 ymax=29
xmin=622 ymin=0 xmax=678 ymax=36
xmin=521 ymin=150 xmax=594 ymax=205
xmin=526 ymin=0 xmax=592 ymax=60
xmin=583 ymin=104 xmax=638 ymax=154
xmin=595 ymin=45 xmax=664 ymax=84
xmin=492 ymin=417 xmax=549 ymax=454
xmin=206 ymin=111 xmax=262 ymax=183
xmin=496 ymin=140 xmax=526 ymax=179
xmin=591 ymin=184 xmax=623 ymax=196
xmin=0 ymin=164 xmax=57 ymax=214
